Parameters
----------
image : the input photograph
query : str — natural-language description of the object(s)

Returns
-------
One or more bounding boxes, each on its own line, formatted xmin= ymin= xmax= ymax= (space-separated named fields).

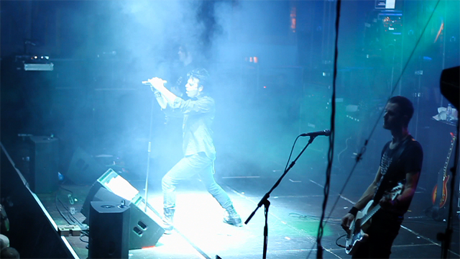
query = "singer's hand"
xmin=147 ymin=77 xmax=167 ymax=91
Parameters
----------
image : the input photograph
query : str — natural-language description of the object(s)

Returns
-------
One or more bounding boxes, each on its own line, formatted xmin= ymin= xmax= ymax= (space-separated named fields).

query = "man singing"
xmin=341 ymin=96 xmax=423 ymax=258
xmin=147 ymin=68 xmax=242 ymax=234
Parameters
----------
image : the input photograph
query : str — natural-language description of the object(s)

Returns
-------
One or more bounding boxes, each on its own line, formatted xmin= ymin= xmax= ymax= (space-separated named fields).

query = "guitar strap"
xmin=373 ymin=136 xmax=414 ymax=204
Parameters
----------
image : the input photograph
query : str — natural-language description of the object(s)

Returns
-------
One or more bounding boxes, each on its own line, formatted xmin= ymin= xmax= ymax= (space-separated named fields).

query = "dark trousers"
xmin=352 ymin=210 xmax=403 ymax=259
xmin=162 ymin=153 xmax=233 ymax=210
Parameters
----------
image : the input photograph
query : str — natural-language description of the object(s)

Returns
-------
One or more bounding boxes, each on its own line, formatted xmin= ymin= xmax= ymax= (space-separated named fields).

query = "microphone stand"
xmin=143 ymin=91 xmax=157 ymax=212
xmin=245 ymin=135 xmax=318 ymax=259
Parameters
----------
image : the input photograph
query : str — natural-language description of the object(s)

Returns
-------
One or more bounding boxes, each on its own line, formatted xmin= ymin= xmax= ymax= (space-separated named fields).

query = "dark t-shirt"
xmin=373 ymin=136 xmax=423 ymax=213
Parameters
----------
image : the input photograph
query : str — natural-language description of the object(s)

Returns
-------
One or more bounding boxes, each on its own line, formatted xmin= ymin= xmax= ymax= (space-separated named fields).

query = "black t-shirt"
xmin=373 ymin=136 xmax=423 ymax=212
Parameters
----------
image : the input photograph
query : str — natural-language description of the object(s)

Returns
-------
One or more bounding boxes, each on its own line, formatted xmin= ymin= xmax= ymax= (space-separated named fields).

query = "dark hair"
xmin=188 ymin=68 xmax=211 ymax=92
xmin=388 ymin=96 xmax=414 ymax=126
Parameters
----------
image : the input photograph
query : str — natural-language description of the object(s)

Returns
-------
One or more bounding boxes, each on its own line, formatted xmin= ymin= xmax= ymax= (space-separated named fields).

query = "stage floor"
xmin=36 ymin=169 xmax=460 ymax=259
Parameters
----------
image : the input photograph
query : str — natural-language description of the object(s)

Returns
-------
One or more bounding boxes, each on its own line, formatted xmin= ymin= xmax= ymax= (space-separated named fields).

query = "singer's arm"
xmin=153 ymin=90 xmax=167 ymax=109
xmin=148 ymin=77 xmax=178 ymax=107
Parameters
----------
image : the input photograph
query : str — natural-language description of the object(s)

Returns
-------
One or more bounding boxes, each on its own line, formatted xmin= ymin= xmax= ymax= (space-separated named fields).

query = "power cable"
xmin=315 ymin=0 xmax=340 ymax=256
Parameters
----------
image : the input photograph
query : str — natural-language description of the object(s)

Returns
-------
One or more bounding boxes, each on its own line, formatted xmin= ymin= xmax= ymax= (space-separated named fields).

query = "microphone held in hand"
xmin=142 ymin=78 xmax=168 ymax=86
xmin=300 ymin=130 xmax=331 ymax=137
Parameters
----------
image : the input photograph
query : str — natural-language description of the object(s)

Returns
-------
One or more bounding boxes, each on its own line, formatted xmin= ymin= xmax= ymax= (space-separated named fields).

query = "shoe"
xmin=163 ymin=207 xmax=175 ymax=235
xmin=163 ymin=224 xmax=173 ymax=235
xmin=223 ymin=205 xmax=243 ymax=227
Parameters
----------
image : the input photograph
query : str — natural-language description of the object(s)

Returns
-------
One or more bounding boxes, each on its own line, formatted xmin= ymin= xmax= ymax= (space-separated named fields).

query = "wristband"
xmin=348 ymin=207 xmax=359 ymax=217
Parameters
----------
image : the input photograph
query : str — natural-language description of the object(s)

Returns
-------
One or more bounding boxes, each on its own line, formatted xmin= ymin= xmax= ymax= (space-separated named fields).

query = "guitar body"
xmin=439 ymin=175 xmax=450 ymax=208
xmin=432 ymin=175 xmax=450 ymax=208
xmin=431 ymin=185 xmax=437 ymax=205
xmin=345 ymin=183 xmax=403 ymax=255
xmin=431 ymin=134 xmax=455 ymax=208
xmin=345 ymin=201 xmax=373 ymax=255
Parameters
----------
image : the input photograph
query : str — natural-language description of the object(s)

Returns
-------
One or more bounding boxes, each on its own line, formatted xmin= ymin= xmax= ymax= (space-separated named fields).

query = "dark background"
xmin=1 ymin=0 xmax=459 ymax=194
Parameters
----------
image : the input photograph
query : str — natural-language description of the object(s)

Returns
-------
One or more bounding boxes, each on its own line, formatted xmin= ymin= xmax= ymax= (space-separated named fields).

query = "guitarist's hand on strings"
xmin=341 ymin=213 xmax=355 ymax=234
xmin=379 ymin=196 xmax=392 ymax=208
xmin=379 ymin=196 xmax=399 ymax=212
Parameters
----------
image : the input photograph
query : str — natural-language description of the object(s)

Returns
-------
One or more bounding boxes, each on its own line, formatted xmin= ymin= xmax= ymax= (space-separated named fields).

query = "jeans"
xmin=162 ymin=153 xmax=233 ymax=210
xmin=352 ymin=210 xmax=403 ymax=259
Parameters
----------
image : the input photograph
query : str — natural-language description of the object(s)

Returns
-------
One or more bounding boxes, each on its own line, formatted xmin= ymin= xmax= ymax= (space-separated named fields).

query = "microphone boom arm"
xmin=244 ymin=135 xmax=318 ymax=259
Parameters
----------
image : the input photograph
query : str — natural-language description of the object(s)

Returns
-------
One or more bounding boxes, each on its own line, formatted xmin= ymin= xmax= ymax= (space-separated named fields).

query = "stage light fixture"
xmin=15 ymin=55 xmax=54 ymax=71
xmin=97 ymin=168 xmax=140 ymax=202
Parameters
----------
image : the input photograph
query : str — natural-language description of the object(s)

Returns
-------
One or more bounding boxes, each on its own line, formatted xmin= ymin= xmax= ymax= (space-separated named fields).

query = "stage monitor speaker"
xmin=441 ymin=66 xmax=460 ymax=109
xmin=66 ymin=147 xmax=106 ymax=185
xmin=28 ymin=136 xmax=59 ymax=193
xmin=89 ymin=201 xmax=130 ymax=259
xmin=82 ymin=169 xmax=164 ymax=249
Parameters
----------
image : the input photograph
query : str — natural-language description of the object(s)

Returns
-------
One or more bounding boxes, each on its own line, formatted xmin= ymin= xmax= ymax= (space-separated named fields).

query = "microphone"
xmin=142 ymin=79 xmax=168 ymax=85
xmin=300 ymin=130 xmax=331 ymax=137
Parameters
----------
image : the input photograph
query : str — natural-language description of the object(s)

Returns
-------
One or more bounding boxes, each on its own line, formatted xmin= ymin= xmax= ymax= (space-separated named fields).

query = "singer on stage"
xmin=146 ymin=68 xmax=242 ymax=234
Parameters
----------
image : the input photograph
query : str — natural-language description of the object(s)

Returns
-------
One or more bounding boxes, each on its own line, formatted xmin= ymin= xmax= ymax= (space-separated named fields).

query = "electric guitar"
xmin=345 ymin=183 xmax=403 ymax=255
xmin=432 ymin=133 xmax=456 ymax=208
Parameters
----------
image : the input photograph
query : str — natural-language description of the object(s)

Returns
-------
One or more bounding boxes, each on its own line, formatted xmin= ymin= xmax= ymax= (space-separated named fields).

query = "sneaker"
xmin=224 ymin=214 xmax=243 ymax=227
xmin=163 ymin=222 xmax=174 ymax=235
xmin=223 ymin=205 xmax=243 ymax=227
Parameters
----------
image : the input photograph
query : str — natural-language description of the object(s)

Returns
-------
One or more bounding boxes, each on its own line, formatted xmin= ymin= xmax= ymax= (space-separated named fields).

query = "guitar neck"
xmin=361 ymin=204 xmax=381 ymax=225
xmin=442 ymin=137 xmax=456 ymax=175
xmin=358 ymin=183 xmax=403 ymax=227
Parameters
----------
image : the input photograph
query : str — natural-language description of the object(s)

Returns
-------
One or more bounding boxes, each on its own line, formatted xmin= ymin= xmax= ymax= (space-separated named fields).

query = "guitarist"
xmin=341 ymin=96 xmax=424 ymax=258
